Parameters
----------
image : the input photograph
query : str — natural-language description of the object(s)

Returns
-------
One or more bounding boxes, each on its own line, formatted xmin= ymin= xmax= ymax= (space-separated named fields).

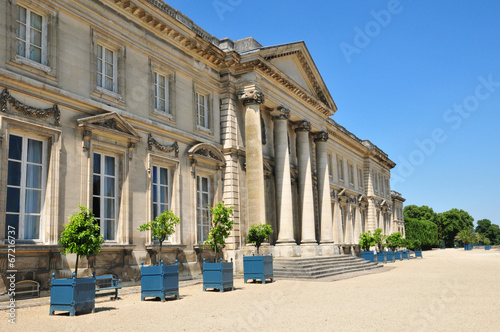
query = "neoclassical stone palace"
xmin=0 ymin=0 xmax=404 ymax=291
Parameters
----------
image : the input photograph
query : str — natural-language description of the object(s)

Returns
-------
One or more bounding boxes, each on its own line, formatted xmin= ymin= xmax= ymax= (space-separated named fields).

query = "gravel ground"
xmin=2 ymin=248 xmax=500 ymax=332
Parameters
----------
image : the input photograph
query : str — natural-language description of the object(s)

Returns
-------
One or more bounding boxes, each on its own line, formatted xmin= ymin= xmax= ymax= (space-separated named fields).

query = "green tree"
xmin=373 ymin=228 xmax=386 ymax=252
xmin=246 ymin=223 xmax=273 ymax=255
xmin=475 ymin=219 xmax=500 ymax=245
xmin=205 ymin=202 xmax=234 ymax=261
xmin=404 ymin=205 xmax=440 ymax=242
xmin=59 ymin=206 xmax=104 ymax=276
xmin=404 ymin=217 xmax=439 ymax=250
xmin=359 ymin=231 xmax=375 ymax=251
xmin=386 ymin=232 xmax=403 ymax=251
xmin=438 ymin=209 xmax=474 ymax=247
xmin=138 ymin=210 xmax=180 ymax=263
xmin=454 ymin=228 xmax=476 ymax=246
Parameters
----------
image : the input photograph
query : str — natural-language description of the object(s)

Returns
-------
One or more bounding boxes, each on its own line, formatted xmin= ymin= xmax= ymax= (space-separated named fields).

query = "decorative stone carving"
xmin=238 ymin=90 xmax=265 ymax=105
xmin=195 ymin=148 xmax=223 ymax=162
xmin=82 ymin=130 xmax=92 ymax=153
xmin=313 ymin=131 xmax=329 ymax=142
xmin=295 ymin=120 xmax=311 ymax=132
xmin=0 ymin=88 xmax=60 ymax=126
xmin=128 ymin=142 xmax=136 ymax=160
xmin=148 ymin=133 xmax=179 ymax=158
xmin=273 ymin=106 xmax=291 ymax=121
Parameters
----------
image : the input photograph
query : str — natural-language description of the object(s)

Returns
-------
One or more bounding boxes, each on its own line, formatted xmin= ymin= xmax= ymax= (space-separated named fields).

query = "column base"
xmin=320 ymin=243 xmax=336 ymax=256
xmin=274 ymin=243 xmax=300 ymax=257
xmin=300 ymin=243 xmax=320 ymax=257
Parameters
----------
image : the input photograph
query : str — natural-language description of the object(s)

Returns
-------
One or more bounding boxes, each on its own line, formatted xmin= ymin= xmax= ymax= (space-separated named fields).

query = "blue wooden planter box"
xmin=485 ymin=245 xmax=491 ymax=250
xmin=464 ymin=244 xmax=473 ymax=251
xmin=243 ymin=255 xmax=273 ymax=284
xmin=394 ymin=251 xmax=402 ymax=261
xmin=386 ymin=251 xmax=395 ymax=263
xmin=49 ymin=273 xmax=96 ymax=316
xmin=203 ymin=258 xmax=234 ymax=292
xmin=402 ymin=250 xmax=410 ymax=260
xmin=415 ymin=250 xmax=423 ymax=258
xmin=376 ymin=252 xmax=386 ymax=264
xmin=141 ymin=260 xmax=179 ymax=301
xmin=360 ymin=251 xmax=375 ymax=263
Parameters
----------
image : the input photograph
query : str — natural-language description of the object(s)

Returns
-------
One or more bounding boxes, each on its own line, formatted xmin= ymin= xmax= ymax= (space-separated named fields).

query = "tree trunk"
xmin=74 ymin=255 xmax=79 ymax=277
xmin=159 ymin=242 xmax=163 ymax=264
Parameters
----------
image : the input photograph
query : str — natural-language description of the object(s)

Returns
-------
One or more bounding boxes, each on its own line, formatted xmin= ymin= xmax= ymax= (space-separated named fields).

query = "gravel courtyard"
xmin=2 ymin=248 xmax=500 ymax=331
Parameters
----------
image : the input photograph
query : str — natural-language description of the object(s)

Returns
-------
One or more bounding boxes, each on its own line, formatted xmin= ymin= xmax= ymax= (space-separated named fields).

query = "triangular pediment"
xmin=77 ymin=112 xmax=141 ymax=141
xmin=259 ymin=42 xmax=337 ymax=112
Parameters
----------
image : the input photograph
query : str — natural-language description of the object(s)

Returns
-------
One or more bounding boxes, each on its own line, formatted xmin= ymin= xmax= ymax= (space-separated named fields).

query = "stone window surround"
xmin=0 ymin=115 xmax=61 ymax=245
xmin=337 ymin=156 xmax=344 ymax=182
xmin=150 ymin=59 xmax=176 ymax=123
xmin=90 ymin=29 xmax=126 ymax=107
xmin=6 ymin=0 xmax=58 ymax=82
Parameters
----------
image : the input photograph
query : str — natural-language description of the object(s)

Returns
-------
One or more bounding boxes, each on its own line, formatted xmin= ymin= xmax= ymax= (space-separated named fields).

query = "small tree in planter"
xmin=386 ymin=232 xmax=403 ymax=260
xmin=203 ymin=202 xmax=234 ymax=292
xmin=138 ymin=210 xmax=180 ymax=301
xmin=244 ymin=223 xmax=274 ymax=284
xmin=138 ymin=210 xmax=180 ymax=263
xmin=50 ymin=206 xmax=104 ymax=316
xmin=359 ymin=231 xmax=376 ymax=262
xmin=373 ymin=228 xmax=387 ymax=263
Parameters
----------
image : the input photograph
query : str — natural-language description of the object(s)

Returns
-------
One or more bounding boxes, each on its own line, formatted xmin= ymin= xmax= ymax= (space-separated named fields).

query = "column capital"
xmin=295 ymin=120 xmax=311 ymax=133
xmin=313 ymin=131 xmax=329 ymax=142
xmin=238 ymin=90 xmax=265 ymax=106
xmin=272 ymin=106 xmax=291 ymax=121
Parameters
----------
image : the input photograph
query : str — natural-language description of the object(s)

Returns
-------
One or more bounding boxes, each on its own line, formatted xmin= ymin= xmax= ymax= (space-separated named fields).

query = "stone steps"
xmin=273 ymin=255 xmax=382 ymax=279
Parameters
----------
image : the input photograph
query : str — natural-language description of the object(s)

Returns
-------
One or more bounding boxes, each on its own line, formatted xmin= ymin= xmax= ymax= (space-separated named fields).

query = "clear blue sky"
xmin=165 ymin=0 xmax=500 ymax=226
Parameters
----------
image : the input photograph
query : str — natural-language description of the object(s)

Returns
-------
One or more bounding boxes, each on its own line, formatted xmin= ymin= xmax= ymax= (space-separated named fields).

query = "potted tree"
xmin=386 ymin=232 xmax=403 ymax=261
xmin=359 ymin=231 xmax=376 ymax=262
xmin=413 ymin=239 xmax=423 ymax=258
xmin=138 ymin=210 xmax=180 ymax=302
xmin=203 ymin=202 xmax=234 ymax=292
xmin=373 ymin=228 xmax=387 ymax=263
xmin=455 ymin=228 xmax=475 ymax=251
xmin=243 ymin=223 xmax=274 ymax=284
xmin=50 ymin=206 xmax=104 ymax=316
xmin=400 ymin=238 xmax=410 ymax=260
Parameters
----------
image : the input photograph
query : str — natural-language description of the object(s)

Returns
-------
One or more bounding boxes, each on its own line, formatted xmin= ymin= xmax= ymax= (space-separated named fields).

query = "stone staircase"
xmin=274 ymin=255 xmax=381 ymax=279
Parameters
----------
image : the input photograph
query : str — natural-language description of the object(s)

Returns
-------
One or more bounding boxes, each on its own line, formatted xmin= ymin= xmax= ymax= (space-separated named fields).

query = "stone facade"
xmin=0 ymin=0 xmax=404 ymax=292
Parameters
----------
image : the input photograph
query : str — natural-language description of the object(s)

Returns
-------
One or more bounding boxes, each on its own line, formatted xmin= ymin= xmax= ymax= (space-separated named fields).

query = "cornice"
xmin=110 ymin=0 xmax=229 ymax=67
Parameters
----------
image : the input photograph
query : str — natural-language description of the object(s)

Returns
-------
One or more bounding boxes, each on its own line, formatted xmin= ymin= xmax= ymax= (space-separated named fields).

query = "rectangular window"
xmin=16 ymin=5 xmax=45 ymax=64
xmin=196 ymin=92 xmax=208 ymax=128
xmin=380 ymin=175 xmax=385 ymax=195
xmin=374 ymin=172 xmax=379 ymax=192
xmin=6 ymin=134 xmax=45 ymax=240
xmin=93 ymin=153 xmax=118 ymax=241
xmin=152 ymin=166 xmax=170 ymax=219
xmin=154 ymin=72 xmax=169 ymax=113
xmin=358 ymin=168 xmax=363 ymax=188
xmin=97 ymin=44 xmax=117 ymax=92
xmin=196 ymin=176 xmax=210 ymax=243
xmin=337 ymin=158 xmax=344 ymax=181
xmin=348 ymin=163 xmax=354 ymax=186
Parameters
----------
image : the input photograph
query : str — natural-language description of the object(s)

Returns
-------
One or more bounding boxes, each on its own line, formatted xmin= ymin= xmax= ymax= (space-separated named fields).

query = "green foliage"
xmin=138 ymin=210 xmax=180 ymax=263
xmin=373 ymin=228 xmax=386 ymax=252
xmin=386 ymin=232 xmax=403 ymax=251
xmin=454 ymin=228 xmax=476 ymax=245
xmin=437 ymin=209 xmax=474 ymax=247
xmin=59 ymin=206 xmax=104 ymax=276
xmin=475 ymin=219 xmax=500 ymax=245
xmin=246 ymin=223 xmax=273 ymax=255
xmin=205 ymin=202 xmax=234 ymax=260
xmin=404 ymin=217 xmax=438 ymax=250
xmin=484 ymin=237 xmax=491 ymax=246
xmin=359 ymin=231 xmax=375 ymax=251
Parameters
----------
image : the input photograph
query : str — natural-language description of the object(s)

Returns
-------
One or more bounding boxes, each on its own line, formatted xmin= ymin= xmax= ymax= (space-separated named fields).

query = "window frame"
xmin=358 ymin=167 xmax=363 ymax=189
xmin=196 ymin=175 xmax=211 ymax=244
xmin=92 ymin=151 xmax=119 ymax=242
xmin=5 ymin=133 xmax=47 ymax=241
xmin=337 ymin=157 xmax=344 ymax=182
xmin=348 ymin=163 xmax=354 ymax=186
xmin=15 ymin=5 xmax=47 ymax=65
xmin=96 ymin=43 xmax=118 ymax=94
xmin=154 ymin=72 xmax=170 ymax=114
xmin=196 ymin=91 xmax=209 ymax=129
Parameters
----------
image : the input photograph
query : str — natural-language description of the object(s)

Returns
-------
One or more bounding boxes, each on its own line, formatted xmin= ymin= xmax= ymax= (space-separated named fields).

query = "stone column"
xmin=295 ymin=121 xmax=317 ymax=248
xmin=239 ymin=90 xmax=266 ymax=227
xmin=273 ymin=108 xmax=295 ymax=244
xmin=314 ymin=132 xmax=334 ymax=254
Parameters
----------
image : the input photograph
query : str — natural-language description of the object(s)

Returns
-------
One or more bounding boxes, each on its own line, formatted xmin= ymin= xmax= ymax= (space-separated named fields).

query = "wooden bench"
xmin=15 ymin=280 xmax=40 ymax=298
xmin=95 ymin=275 xmax=121 ymax=300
